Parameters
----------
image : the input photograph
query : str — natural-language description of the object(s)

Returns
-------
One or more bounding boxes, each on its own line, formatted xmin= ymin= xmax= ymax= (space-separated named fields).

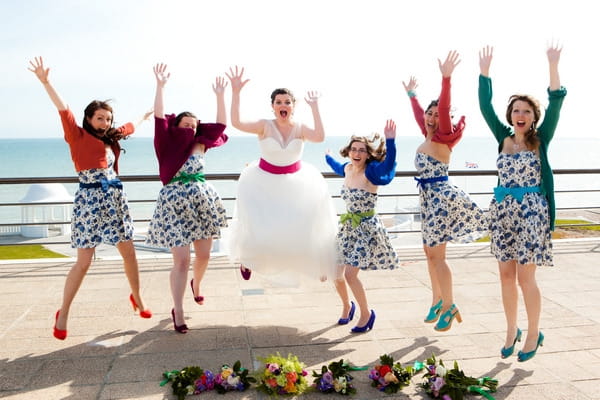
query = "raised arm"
xmin=301 ymin=91 xmax=325 ymax=142
xmin=28 ymin=57 xmax=67 ymax=111
xmin=153 ymin=63 xmax=170 ymax=119
xmin=212 ymin=76 xmax=227 ymax=125
xmin=365 ymin=119 xmax=397 ymax=185
xmin=133 ymin=109 xmax=154 ymax=129
xmin=547 ymin=43 xmax=561 ymax=91
xmin=437 ymin=50 xmax=460 ymax=134
xmin=478 ymin=45 xmax=511 ymax=143
xmin=402 ymin=76 xmax=427 ymax=136
xmin=225 ymin=66 xmax=264 ymax=134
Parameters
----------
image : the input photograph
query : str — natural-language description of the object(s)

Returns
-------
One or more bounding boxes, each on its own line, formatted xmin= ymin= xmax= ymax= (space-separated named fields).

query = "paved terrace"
xmin=1 ymin=239 xmax=600 ymax=400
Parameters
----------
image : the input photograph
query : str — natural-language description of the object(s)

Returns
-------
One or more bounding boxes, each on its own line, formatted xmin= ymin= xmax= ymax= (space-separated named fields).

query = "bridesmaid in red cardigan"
xmin=29 ymin=56 xmax=153 ymax=340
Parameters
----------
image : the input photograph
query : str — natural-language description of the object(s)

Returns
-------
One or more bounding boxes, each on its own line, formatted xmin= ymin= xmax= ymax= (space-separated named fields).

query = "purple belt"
xmin=258 ymin=158 xmax=302 ymax=174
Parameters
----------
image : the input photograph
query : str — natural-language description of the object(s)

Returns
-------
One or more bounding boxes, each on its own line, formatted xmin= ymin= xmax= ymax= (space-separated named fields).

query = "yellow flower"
xmin=221 ymin=368 xmax=232 ymax=379
xmin=384 ymin=371 xmax=399 ymax=384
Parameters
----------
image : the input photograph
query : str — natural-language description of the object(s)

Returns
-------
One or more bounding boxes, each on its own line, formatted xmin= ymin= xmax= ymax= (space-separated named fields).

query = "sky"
xmin=0 ymin=0 xmax=594 ymax=139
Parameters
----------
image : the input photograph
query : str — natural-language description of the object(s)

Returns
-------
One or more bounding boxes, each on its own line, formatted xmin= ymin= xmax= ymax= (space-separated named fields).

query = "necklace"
xmin=512 ymin=137 xmax=525 ymax=151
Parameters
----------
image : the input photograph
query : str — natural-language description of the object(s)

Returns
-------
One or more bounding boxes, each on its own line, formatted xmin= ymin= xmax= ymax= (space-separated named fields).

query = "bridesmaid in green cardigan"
xmin=478 ymin=43 xmax=566 ymax=362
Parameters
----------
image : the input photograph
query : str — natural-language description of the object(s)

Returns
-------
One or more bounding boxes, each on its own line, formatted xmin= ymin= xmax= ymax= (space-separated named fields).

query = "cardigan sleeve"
xmin=59 ymin=109 xmax=82 ymax=144
xmin=196 ymin=122 xmax=228 ymax=150
xmin=537 ymin=86 xmax=567 ymax=145
xmin=365 ymin=138 xmax=397 ymax=185
xmin=478 ymin=74 xmax=512 ymax=147
xmin=325 ymin=154 xmax=347 ymax=177
xmin=409 ymin=96 xmax=428 ymax=138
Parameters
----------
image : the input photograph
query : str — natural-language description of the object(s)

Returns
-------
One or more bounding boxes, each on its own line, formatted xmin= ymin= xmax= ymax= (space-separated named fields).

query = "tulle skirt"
xmin=225 ymin=161 xmax=337 ymax=286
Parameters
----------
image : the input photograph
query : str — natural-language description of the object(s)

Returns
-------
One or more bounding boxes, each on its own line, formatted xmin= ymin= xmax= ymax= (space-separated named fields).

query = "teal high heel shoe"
xmin=434 ymin=304 xmax=462 ymax=332
xmin=350 ymin=310 xmax=376 ymax=333
xmin=517 ymin=331 xmax=544 ymax=362
xmin=424 ymin=299 xmax=443 ymax=323
xmin=338 ymin=301 xmax=356 ymax=325
xmin=500 ymin=327 xmax=522 ymax=358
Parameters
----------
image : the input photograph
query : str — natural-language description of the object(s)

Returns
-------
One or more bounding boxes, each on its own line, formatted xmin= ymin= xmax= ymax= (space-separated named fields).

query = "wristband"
xmin=407 ymin=90 xmax=416 ymax=98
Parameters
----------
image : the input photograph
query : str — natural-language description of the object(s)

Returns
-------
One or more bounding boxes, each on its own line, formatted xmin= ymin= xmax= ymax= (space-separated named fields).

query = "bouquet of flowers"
xmin=213 ymin=361 xmax=256 ymax=394
xmin=312 ymin=359 xmax=357 ymax=395
xmin=160 ymin=366 xmax=215 ymax=400
xmin=368 ymin=354 xmax=415 ymax=394
xmin=419 ymin=354 xmax=498 ymax=400
xmin=255 ymin=353 xmax=309 ymax=396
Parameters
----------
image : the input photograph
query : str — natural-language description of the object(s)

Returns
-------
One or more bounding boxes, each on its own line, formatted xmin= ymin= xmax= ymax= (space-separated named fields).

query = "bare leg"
xmin=56 ymin=247 xmax=95 ymax=330
xmin=517 ymin=263 xmax=541 ymax=352
xmin=423 ymin=244 xmax=442 ymax=307
xmin=190 ymin=239 xmax=212 ymax=301
xmin=116 ymin=240 xmax=147 ymax=310
xmin=170 ymin=246 xmax=191 ymax=326
xmin=498 ymin=260 xmax=519 ymax=349
xmin=425 ymin=243 xmax=453 ymax=312
xmin=344 ymin=266 xmax=369 ymax=326
xmin=333 ymin=265 xmax=352 ymax=319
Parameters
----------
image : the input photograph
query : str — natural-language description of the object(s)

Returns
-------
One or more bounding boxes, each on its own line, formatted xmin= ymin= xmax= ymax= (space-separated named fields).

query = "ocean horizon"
xmin=1 ymin=136 xmax=599 ymax=224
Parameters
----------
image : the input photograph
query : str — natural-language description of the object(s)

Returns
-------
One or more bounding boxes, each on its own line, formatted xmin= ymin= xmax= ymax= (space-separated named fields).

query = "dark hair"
xmin=270 ymin=88 xmax=296 ymax=104
xmin=340 ymin=133 xmax=386 ymax=163
xmin=174 ymin=111 xmax=198 ymax=127
xmin=425 ymin=100 xmax=439 ymax=113
xmin=505 ymin=94 xmax=541 ymax=150
xmin=81 ymin=100 xmax=123 ymax=145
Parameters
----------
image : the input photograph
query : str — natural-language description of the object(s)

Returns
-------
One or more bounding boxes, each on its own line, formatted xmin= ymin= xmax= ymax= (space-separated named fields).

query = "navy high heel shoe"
xmin=500 ymin=327 xmax=522 ymax=358
xmin=517 ymin=331 xmax=544 ymax=362
xmin=424 ymin=299 xmax=443 ymax=323
xmin=350 ymin=310 xmax=375 ymax=333
xmin=337 ymin=301 xmax=356 ymax=325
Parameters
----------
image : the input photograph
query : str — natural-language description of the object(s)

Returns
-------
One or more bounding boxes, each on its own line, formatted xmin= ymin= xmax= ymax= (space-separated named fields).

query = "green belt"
xmin=169 ymin=172 xmax=206 ymax=184
xmin=340 ymin=210 xmax=375 ymax=228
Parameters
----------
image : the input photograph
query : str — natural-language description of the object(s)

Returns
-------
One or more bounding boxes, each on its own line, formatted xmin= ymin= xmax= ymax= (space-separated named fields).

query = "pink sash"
xmin=259 ymin=158 xmax=302 ymax=174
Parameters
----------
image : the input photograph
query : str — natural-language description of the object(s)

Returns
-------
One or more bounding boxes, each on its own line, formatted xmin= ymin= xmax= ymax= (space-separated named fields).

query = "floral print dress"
xmin=146 ymin=153 xmax=227 ymax=248
xmin=415 ymin=152 xmax=488 ymax=247
xmin=72 ymin=148 xmax=134 ymax=248
xmin=336 ymin=186 xmax=398 ymax=270
xmin=489 ymin=151 xmax=552 ymax=266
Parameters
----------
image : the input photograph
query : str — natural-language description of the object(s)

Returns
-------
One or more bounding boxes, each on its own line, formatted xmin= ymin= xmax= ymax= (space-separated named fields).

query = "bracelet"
xmin=407 ymin=90 xmax=416 ymax=98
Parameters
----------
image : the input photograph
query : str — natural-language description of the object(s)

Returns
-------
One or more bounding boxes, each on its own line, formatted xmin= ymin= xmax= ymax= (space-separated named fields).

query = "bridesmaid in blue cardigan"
xmin=325 ymin=120 xmax=399 ymax=333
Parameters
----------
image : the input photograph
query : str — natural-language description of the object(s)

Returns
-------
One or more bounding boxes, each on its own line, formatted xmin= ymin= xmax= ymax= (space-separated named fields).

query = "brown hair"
xmin=270 ymin=88 xmax=296 ymax=104
xmin=505 ymin=94 xmax=541 ymax=150
xmin=340 ymin=133 xmax=386 ymax=163
xmin=82 ymin=100 xmax=124 ymax=145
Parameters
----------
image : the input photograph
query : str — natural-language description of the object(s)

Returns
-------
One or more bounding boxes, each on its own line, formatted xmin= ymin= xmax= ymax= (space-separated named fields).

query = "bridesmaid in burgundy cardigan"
xmin=145 ymin=63 xmax=228 ymax=334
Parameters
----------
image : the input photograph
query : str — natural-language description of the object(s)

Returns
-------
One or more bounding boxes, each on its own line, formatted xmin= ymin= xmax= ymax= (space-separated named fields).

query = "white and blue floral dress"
xmin=337 ymin=186 xmax=398 ymax=270
xmin=489 ymin=151 xmax=552 ymax=266
xmin=415 ymin=153 xmax=488 ymax=247
xmin=146 ymin=153 xmax=227 ymax=248
xmin=72 ymin=149 xmax=134 ymax=248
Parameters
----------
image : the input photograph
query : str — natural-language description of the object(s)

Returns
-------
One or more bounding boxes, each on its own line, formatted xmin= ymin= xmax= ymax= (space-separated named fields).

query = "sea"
xmin=1 ymin=136 xmax=599 ymax=225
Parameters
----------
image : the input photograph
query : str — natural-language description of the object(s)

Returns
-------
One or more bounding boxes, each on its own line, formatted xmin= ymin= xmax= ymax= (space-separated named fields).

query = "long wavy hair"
xmin=340 ymin=133 xmax=386 ymax=163
xmin=505 ymin=94 xmax=541 ymax=150
xmin=81 ymin=100 xmax=125 ymax=145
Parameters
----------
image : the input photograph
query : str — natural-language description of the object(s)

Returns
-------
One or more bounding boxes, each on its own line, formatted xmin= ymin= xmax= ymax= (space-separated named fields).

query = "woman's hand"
xmin=304 ymin=90 xmax=321 ymax=107
xmin=153 ymin=63 xmax=170 ymax=88
xmin=384 ymin=119 xmax=396 ymax=139
xmin=402 ymin=76 xmax=418 ymax=93
xmin=479 ymin=45 xmax=494 ymax=77
xmin=225 ymin=65 xmax=249 ymax=92
xmin=438 ymin=50 xmax=461 ymax=77
xmin=212 ymin=76 xmax=228 ymax=95
xmin=28 ymin=56 xmax=50 ymax=84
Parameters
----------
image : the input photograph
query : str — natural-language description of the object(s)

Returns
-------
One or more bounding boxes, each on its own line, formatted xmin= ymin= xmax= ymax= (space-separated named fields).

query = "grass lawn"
xmin=0 ymin=245 xmax=68 ymax=260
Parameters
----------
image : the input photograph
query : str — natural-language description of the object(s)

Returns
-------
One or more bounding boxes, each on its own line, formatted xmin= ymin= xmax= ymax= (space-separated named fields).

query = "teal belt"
xmin=493 ymin=185 xmax=540 ymax=203
xmin=340 ymin=210 xmax=375 ymax=228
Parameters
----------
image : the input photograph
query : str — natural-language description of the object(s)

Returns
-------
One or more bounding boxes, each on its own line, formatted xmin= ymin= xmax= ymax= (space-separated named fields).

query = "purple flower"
xmin=368 ymin=369 xmax=380 ymax=380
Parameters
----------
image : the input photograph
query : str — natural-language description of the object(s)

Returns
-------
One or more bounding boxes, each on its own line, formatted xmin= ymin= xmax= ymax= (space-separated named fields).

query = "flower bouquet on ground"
xmin=160 ymin=366 xmax=215 ymax=400
xmin=418 ymin=354 xmax=498 ymax=400
xmin=312 ymin=359 xmax=357 ymax=395
xmin=213 ymin=361 xmax=257 ymax=394
xmin=255 ymin=352 xmax=309 ymax=396
xmin=368 ymin=354 xmax=415 ymax=394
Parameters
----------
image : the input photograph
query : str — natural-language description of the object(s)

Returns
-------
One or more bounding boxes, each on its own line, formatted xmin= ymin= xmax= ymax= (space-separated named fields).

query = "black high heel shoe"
xmin=350 ymin=310 xmax=376 ymax=333
xmin=171 ymin=308 xmax=188 ymax=334
xmin=337 ymin=301 xmax=356 ymax=325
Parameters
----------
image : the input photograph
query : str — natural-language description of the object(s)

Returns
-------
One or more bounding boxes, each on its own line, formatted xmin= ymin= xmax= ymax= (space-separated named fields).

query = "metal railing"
xmin=1 ymin=169 xmax=599 ymax=246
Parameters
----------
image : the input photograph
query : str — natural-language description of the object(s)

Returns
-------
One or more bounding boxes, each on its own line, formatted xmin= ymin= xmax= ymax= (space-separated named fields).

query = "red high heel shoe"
xmin=129 ymin=294 xmax=152 ymax=319
xmin=171 ymin=308 xmax=189 ymax=334
xmin=190 ymin=279 xmax=204 ymax=305
xmin=53 ymin=310 xmax=67 ymax=340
